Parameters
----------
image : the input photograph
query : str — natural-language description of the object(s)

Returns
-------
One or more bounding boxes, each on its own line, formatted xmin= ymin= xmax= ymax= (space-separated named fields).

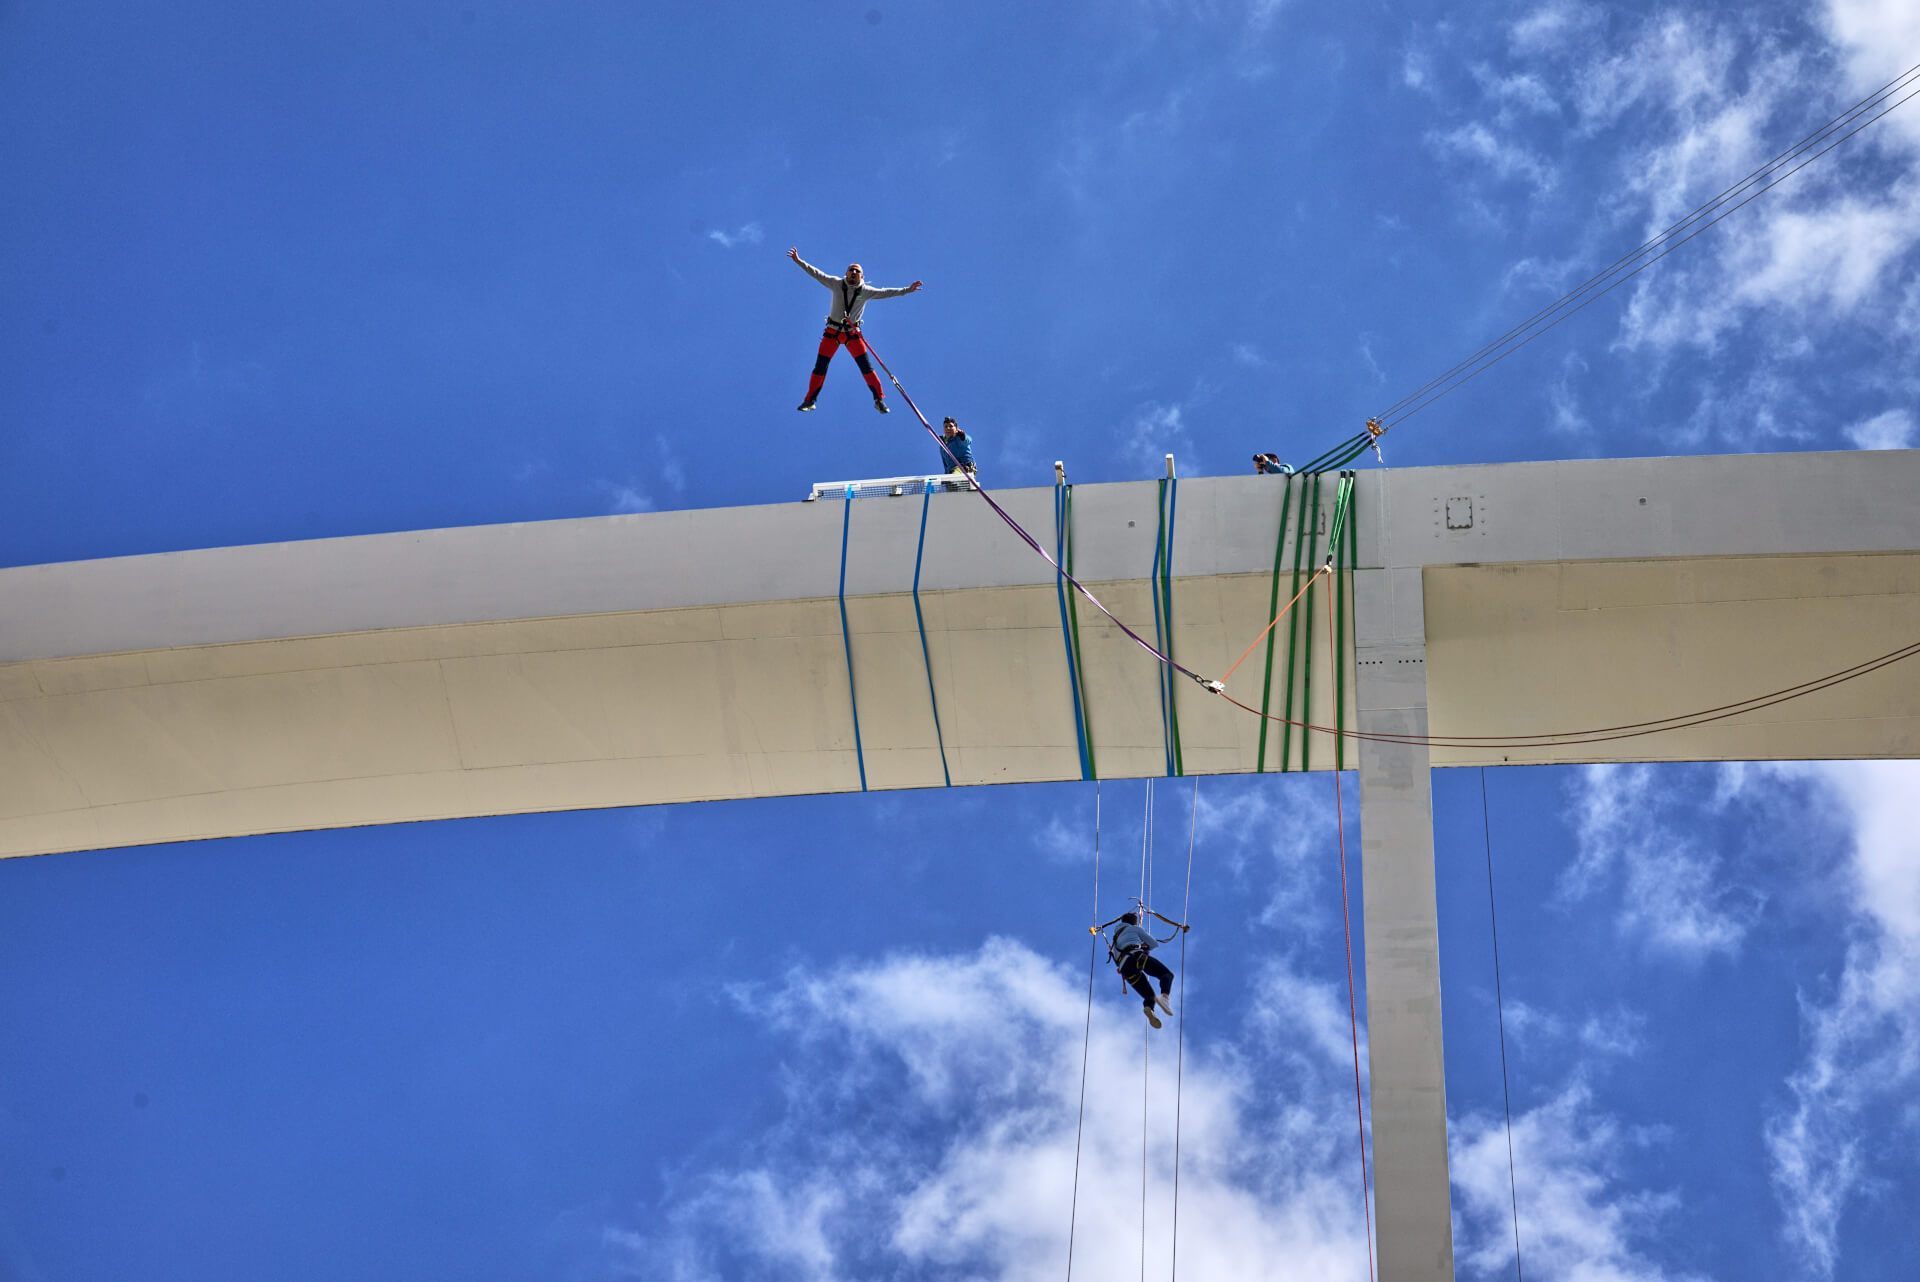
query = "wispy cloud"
xmin=1122 ymin=401 xmax=1192 ymax=474
xmin=1429 ymin=122 xmax=1557 ymax=191
xmin=707 ymin=222 xmax=765 ymax=249
xmin=1563 ymin=764 xmax=1760 ymax=960
xmin=656 ymin=434 xmax=687 ymax=493
xmin=1453 ymin=1085 xmax=1700 ymax=1282
xmin=600 ymin=481 xmax=653 ymax=514
xmin=1508 ymin=0 xmax=1604 ymax=59
xmin=1761 ymin=762 xmax=1920 ymax=1278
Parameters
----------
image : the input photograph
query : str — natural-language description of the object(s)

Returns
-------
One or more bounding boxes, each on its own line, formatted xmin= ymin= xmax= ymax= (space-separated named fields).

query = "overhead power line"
xmin=1373 ymin=59 xmax=1920 ymax=432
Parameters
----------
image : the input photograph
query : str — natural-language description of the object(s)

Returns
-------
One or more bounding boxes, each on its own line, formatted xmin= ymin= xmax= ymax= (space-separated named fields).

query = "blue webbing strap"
xmin=1163 ymin=474 xmax=1183 ymax=777
xmin=837 ymin=485 xmax=868 ymax=791
xmin=913 ymin=485 xmax=952 ymax=787
xmin=1053 ymin=482 xmax=1093 ymax=781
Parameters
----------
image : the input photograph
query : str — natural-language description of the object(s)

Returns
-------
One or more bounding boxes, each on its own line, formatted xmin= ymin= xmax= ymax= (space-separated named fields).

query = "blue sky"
xmin=2 ymin=2 xmax=1918 ymax=1280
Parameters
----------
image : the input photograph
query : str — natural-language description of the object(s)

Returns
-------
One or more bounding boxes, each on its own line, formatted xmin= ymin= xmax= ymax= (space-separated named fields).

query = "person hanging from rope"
xmin=939 ymin=416 xmax=976 ymax=490
xmin=789 ymin=247 xmax=922 ymax=414
xmin=1100 ymin=909 xmax=1187 ymax=1029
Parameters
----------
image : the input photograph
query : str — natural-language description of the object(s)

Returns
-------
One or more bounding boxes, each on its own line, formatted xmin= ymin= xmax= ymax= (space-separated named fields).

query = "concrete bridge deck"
xmin=6 ymin=447 xmax=1917 ymax=1282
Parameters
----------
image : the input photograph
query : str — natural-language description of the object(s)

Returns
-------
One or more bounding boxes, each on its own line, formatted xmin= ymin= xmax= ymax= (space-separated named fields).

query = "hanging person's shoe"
xmin=797 ymin=400 xmax=818 ymax=412
xmin=1143 ymin=1005 xmax=1163 ymax=1030
xmin=873 ymin=398 xmax=890 ymax=414
xmin=1156 ymin=992 xmax=1174 ymax=1015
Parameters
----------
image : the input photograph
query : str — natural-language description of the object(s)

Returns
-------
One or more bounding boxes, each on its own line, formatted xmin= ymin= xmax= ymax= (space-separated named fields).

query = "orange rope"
xmin=1219 ymin=563 xmax=1330 ymax=685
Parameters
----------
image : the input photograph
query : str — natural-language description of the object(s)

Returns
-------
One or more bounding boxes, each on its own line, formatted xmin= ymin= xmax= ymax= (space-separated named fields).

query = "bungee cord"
xmin=864 ymin=340 xmax=1225 ymax=698
xmin=870 ymin=330 xmax=1919 ymax=752
xmin=1217 ymin=636 xmax=1920 ymax=751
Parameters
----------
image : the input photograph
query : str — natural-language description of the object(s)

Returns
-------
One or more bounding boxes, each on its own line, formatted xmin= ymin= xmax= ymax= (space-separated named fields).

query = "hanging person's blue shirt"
xmin=941 ymin=430 xmax=975 ymax=474
xmin=1112 ymin=922 xmax=1157 ymax=954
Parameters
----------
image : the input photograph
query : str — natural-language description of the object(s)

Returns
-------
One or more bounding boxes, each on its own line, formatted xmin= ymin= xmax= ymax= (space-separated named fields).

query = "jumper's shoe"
xmin=797 ymin=400 xmax=818 ymax=412
xmin=1144 ymin=1005 xmax=1163 ymax=1030
xmin=1156 ymin=992 xmax=1174 ymax=1015
xmin=873 ymin=398 xmax=890 ymax=414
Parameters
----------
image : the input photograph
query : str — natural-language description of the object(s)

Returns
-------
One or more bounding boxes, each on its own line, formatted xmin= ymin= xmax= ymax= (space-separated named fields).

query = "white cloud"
xmin=1122 ymin=401 xmax=1192 ymax=475
xmin=1194 ymin=780 xmax=1337 ymax=925
xmin=602 ymin=481 xmax=654 ymax=514
xmin=1230 ymin=342 xmax=1269 ymax=368
xmin=616 ymin=938 xmax=1379 ymax=1282
xmin=1453 ymin=1086 xmax=1702 ymax=1282
xmin=1548 ymin=351 xmax=1592 ymax=436
xmin=1562 ymin=15 xmax=1920 ymax=358
xmin=707 ymin=222 xmax=765 ymax=249
xmin=1563 ymin=765 xmax=1759 ymax=960
xmin=1822 ymin=1 xmax=1920 ymax=149
xmin=656 ymin=434 xmax=687 ymax=493
xmin=1841 ymin=407 xmax=1915 ymax=449
xmin=1760 ymin=762 xmax=1920 ymax=1278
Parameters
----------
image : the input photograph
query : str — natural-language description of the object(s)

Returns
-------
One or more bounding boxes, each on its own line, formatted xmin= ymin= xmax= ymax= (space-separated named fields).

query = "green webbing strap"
xmin=1298 ymin=471 xmax=1322 ymax=773
xmin=1054 ymin=482 xmax=1094 ymax=782
xmin=1279 ymin=469 xmax=1314 ymax=772
xmin=1331 ymin=474 xmax=1355 ymax=771
xmin=1064 ymin=484 xmax=1097 ymax=779
xmin=1343 ymin=472 xmax=1359 ymax=767
xmin=1295 ymin=431 xmax=1372 ymax=475
xmin=1255 ymin=474 xmax=1296 ymax=773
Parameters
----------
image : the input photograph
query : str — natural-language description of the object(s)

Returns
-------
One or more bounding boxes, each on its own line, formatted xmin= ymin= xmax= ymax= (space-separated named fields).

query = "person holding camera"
xmin=939 ymin=416 xmax=976 ymax=490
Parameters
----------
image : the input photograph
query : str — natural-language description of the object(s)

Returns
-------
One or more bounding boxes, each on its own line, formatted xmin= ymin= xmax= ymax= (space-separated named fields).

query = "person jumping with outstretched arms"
xmin=1101 ymin=910 xmax=1188 ymax=1029
xmin=789 ymin=247 xmax=922 ymax=413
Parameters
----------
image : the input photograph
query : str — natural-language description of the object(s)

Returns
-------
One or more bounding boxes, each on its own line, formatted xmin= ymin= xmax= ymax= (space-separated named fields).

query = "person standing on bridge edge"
xmin=1109 ymin=911 xmax=1184 ymax=1029
xmin=939 ymin=416 xmax=976 ymax=489
xmin=790 ymin=247 xmax=922 ymax=413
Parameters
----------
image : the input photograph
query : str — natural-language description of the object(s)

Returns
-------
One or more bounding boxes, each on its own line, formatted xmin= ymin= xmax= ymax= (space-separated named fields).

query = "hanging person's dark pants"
xmin=804 ymin=323 xmax=886 ymax=404
xmin=1118 ymin=950 xmax=1174 ymax=1008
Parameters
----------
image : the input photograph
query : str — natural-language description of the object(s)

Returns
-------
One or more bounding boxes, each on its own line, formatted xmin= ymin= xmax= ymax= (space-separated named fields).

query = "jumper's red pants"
xmin=805 ymin=324 xmax=885 ymax=403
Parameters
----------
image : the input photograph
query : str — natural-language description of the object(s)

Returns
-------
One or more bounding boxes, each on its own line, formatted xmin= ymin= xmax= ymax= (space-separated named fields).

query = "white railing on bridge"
xmin=805 ymin=473 xmax=977 ymax=501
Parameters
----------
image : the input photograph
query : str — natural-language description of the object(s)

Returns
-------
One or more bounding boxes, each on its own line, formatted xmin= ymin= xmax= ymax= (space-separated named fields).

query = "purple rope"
xmin=863 ymin=339 xmax=1216 ymax=691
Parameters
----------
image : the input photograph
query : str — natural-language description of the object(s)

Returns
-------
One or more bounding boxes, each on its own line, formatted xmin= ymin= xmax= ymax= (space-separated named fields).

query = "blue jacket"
xmin=941 ymin=430 xmax=975 ymax=473
xmin=1111 ymin=922 xmax=1158 ymax=954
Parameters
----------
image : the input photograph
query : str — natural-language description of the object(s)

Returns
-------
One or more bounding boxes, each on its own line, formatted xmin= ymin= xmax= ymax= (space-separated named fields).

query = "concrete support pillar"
xmin=1354 ymin=565 xmax=1455 ymax=1282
